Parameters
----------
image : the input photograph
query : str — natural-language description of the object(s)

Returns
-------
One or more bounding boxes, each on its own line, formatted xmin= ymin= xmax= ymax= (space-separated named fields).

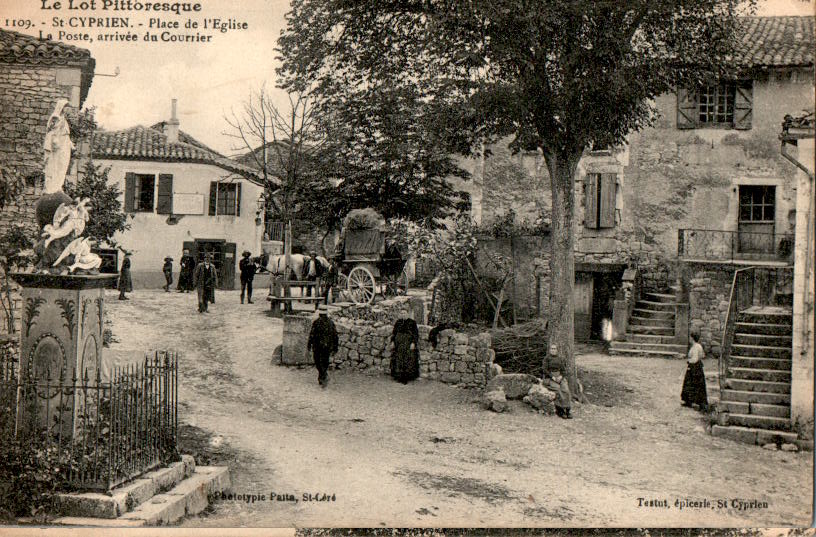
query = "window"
xmin=677 ymin=80 xmax=753 ymax=130
xmin=739 ymin=185 xmax=775 ymax=223
xmin=584 ymin=173 xmax=617 ymax=229
xmin=209 ymin=181 xmax=242 ymax=216
xmin=124 ymin=173 xmax=173 ymax=213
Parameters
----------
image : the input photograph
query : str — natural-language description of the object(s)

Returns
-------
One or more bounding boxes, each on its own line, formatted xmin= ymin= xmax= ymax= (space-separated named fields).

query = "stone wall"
xmin=688 ymin=264 xmax=735 ymax=357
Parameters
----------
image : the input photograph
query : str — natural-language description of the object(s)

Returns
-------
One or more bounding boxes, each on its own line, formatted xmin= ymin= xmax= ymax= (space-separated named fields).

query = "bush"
xmin=0 ymin=438 xmax=62 ymax=522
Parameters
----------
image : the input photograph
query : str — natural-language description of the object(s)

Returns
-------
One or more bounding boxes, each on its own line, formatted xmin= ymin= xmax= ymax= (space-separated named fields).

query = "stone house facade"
xmin=453 ymin=16 xmax=814 ymax=345
xmin=88 ymin=102 xmax=267 ymax=290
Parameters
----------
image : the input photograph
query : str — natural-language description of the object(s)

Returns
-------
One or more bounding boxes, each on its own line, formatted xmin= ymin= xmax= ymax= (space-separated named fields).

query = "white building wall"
xmin=95 ymin=159 xmax=264 ymax=289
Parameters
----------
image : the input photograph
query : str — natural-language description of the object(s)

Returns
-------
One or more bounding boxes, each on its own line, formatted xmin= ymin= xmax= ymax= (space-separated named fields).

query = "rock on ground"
xmin=486 ymin=373 xmax=540 ymax=400
xmin=484 ymin=388 xmax=509 ymax=413
xmin=523 ymin=384 xmax=556 ymax=414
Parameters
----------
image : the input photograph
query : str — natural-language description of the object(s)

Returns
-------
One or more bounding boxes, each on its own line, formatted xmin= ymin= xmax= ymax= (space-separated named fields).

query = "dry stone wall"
xmin=688 ymin=264 xmax=734 ymax=357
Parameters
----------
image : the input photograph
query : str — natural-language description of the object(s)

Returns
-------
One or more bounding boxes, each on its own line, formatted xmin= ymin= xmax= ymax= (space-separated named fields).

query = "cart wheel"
xmin=348 ymin=266 xmax=376 ymax=305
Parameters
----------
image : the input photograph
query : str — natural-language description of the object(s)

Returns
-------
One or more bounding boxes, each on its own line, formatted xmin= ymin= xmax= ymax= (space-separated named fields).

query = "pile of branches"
xmin=489 ymin=318 xmax=548 ymax=377
xmin=342 ymin=208 xmax=385 ymax=230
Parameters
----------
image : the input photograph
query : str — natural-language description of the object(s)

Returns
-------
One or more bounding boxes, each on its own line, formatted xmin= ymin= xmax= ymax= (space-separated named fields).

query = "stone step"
xmin=627 ymin=325 xmax=674 ymax=336
xmin=631 ymin=308 xmax=675 ymax=320
xmin=730 ymin=344 xmax=792 ymax=359
xmin=711 ymin=425 xmax=798 ymax=446
xmin=607 ymin=347 xmax=683 ymax=358
xmin=734 ymin=322 xmax=792 ymax=336
xmin=53 ymin=466 xmax=231 ymax=527
xmin=729 ymin=356 xmax=792 ymax=371
xmin=719 ymin=401 xmax=790 ymax=418
xmin=723 ymin=378 xmax=791 ymax=394
xmin=609 ymin=341 xmax=687 ymax=354
xmin=643 ymin=292 xmax=677 ymax=303
xmin=725 ymin=413 xmax=791 ymax=430
xmin=720 ymin=389 xmax=791 ymax=405
xmin=629 ymin=316 xmax=675 ymax=328
xmin=624 ymin=333 xmax=678 ymax=344
xmin=728 ymin=367 xmax=792 ymax=382
xmin=737 ymin=312 xmax=792 ymax=325
xmin=55 ymin=455 xmax=196 ymax=519
xmin=733 ymin=333 xmax=792 ymax=347
xmin=636 ymin=300 xmax=680 ymax=311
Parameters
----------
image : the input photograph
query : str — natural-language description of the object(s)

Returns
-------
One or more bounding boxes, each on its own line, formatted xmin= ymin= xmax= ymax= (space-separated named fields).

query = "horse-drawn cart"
xmin=333 ymin=216 xmax=409 ymax=305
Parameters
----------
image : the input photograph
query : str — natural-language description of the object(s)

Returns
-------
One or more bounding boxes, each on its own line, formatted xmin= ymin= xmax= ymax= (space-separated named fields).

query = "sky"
xmin=1 ymin=0 xmax=813 ymax=156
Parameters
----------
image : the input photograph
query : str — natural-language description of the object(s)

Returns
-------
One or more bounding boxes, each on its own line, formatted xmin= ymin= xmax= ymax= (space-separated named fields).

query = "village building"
xmin=88 ymin=101 xmax=267 ymax=290
xmin=0 ymin=29 xmax=96 ymax=334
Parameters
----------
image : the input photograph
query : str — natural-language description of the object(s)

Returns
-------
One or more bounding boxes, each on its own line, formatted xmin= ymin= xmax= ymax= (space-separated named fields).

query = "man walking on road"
xmin=193 ymin=254 xmax=218 ymax=313
xmin=239 ymin=251 xmax=257 ymax=304
xmin=307 ymin=304 xmax=338 ymax=388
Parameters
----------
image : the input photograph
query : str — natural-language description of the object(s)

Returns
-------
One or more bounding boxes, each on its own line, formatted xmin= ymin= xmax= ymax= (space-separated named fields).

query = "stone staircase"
xmin=712 ymin=308 xmax=798 ymax=446
xmin=609 ymin=290 xmax=687 ymax=358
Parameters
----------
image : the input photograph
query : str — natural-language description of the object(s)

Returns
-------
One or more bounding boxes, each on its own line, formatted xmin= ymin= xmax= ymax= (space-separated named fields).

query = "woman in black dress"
xmin=118 ymin=251 xmax=133 ymax=300
xmin=391 ymin=312 xmax=420 ymax=384
xmin=681 ymin=332 xmax=708 ymax=411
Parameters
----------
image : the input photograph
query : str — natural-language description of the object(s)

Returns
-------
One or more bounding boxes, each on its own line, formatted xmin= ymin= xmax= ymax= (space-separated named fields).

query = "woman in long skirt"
xmin=118 ymin=251 xmax=133 ymax=300
xmin=681 ymin=332 xmax=708 ymax=411
xmin=391 ymin=312 xmax=420 ymax=384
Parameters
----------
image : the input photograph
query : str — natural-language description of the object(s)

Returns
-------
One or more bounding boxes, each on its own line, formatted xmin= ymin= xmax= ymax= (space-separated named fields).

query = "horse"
xmin=266 ymin=254 xmax=332 ymax=296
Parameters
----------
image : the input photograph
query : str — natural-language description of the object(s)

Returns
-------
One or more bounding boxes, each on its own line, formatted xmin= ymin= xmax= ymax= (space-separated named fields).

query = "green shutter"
xmin=599 ymin=174 xmax=617 ymax=228
xmin=584 ymin=174 xmax=598 ymax=229
xmin=676 ymin=88 xmax=698 ymax=130
xmin=124 ymin=173 xmax=135 ymax=213
xmin=235 ymin=183 xmax=241 ymax=217
xmin=734 ymin=81 xmax=753 ymax=130
xmin=157 ymin=174 xmax=173 ymax=214
xmin=209 ymin=181 xmax=217 ymax=216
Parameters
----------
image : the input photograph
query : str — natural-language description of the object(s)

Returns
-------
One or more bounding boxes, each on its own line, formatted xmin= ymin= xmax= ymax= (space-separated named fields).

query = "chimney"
xmin=165 ymin=98 xmax=180 ymax=143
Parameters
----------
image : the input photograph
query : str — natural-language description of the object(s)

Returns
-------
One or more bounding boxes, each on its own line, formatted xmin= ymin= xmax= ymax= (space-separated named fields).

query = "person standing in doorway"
xmin=193 ymin=254 xmax=218 ymax=313
xmin=177 ymin=248 xmax=195 ymax=293
xmin=307 ymin=304 xmax=339 ymax=388
xmin=118 ymin=250 xmax=133 ymax=300
xmin=239 ymin=251 xmax=257 ymax=304
xmin=162 ymin=257 xmax=174 ymax=292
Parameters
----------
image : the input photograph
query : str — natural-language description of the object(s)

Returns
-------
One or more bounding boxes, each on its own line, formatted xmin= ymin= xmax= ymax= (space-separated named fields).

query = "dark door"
xmin=591 ymin=272 xmax=622 ymax=340
xmin=574 ymin=272 xmax=593 ymax=342
xmin=194 ymin=239 xmax=231 ymax=290
xmin=738 ymin=185 xmax=775 ymax=256
xmin=222 ymin=242 xmax=236 ymax=290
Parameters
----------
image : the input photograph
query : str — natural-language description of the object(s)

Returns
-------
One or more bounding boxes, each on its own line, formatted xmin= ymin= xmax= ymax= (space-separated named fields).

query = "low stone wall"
xmin=688 ymin=263 xmax=734 ymax=357
xmin=332 ymin=295 xmax=426 ymax=325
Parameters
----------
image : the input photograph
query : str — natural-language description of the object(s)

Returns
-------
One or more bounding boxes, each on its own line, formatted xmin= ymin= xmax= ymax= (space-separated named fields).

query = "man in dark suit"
xmin=239 ymin=251 xmax=257 ymax=304
xmin=192 ymin=255 xmax=218 ymax=313
xmin=307 ymin=304 xmax=338 ymax=387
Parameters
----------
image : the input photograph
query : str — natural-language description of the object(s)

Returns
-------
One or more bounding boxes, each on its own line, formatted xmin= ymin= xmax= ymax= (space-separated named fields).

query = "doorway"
xmin=185 ymin=239 xmax=236 ymax=290
xmin=738 ymin=185 xmax=775 ymax=256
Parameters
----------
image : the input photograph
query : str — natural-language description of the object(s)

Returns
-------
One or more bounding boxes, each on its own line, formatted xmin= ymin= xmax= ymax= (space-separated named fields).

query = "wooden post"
xmin=284 ymin=221 xmax=292 ymax=312
xmin=492 ymin=284 xmax=505 ymax=329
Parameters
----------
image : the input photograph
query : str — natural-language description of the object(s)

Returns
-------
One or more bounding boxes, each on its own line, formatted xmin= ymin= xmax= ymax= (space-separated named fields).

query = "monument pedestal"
xmin=11 ymin=273 xmax=118 ymax=435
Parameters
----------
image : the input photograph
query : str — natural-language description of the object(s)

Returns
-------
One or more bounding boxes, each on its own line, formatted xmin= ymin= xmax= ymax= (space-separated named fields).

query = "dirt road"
xmin=104 ymin=289 xmax=812 ymax=527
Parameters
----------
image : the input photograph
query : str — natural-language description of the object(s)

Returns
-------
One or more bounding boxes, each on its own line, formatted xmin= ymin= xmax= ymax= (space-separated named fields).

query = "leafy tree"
xmin=64 ymin=161 xmax=130 ymax=247
xmin=277 ymin=0 xmax=753 ymax=393
xmin=0 ymin=226 xmax=34 ymax=334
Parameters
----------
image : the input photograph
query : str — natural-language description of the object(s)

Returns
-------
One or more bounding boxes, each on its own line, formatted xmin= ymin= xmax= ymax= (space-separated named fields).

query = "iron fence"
xmin=678 ymin=229 xmax=794 ymax=263
xmin=265 ymin=221 xmax=286 ymax=242
xmin=0 ymin=349 xmax=179 ymax=491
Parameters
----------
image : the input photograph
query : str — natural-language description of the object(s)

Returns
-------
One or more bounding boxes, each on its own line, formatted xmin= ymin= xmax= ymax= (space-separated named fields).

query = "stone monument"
xmin=12 ymin=99 xmax=118 ymax=435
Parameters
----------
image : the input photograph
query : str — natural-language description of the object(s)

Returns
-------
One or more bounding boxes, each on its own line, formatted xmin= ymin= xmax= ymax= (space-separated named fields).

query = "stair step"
xmin=723 ymin=378 xmax=791 ymax=394
xmin=720 ymin=389 xmax=791 ymax=405
xmin=731 ymin=344 xmax=792 ymax=359
xmin=643 ymin=292 xmax=677 ymax=303
xmin=629 ymin=316 xmax=675 ymax=327
xmin=607 ymin=347 xmax=683 ymax=358
xmin=711 ymin=425 xmax=798 ymax=446
xmin=637 ymin=300 xmax=680 ymax=310
xmin=625 ymin=334 xmax=678 ymax=344
xmin=730 ymin=356 xmax=792 ymax=371
xmin=719 ymin=401 xmax=790 ymax=418
xmin=610 ymin=341 xmax=687 ymax=353
xmin=738 ymin=312 xmax=792 ymax=325
xmin=728 ymin=367 xmax=791 ymax=382
xmin=726 ymin=413 xmax=791 ymax=430
xmin=631 ymin=308 xmax=675 ymax=320
xmin=627 ymin=325 xmax=674 ymax=336
xmin=733 ymin=333 xmax=792 ymax=347
xmin=734 ymin=322 xmax=792 ymax=336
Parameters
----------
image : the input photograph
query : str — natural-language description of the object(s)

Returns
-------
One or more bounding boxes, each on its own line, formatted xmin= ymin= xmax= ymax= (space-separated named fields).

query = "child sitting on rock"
xmin=545 ymin=367 xmax=572 ymax=419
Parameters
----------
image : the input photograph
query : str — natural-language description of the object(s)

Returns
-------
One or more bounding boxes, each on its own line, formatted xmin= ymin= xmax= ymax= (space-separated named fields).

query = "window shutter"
xmin=209 ymin=181 xmax=217 ymax=216
xmin=734 ymin=81 xmax=753 ymax=130
xmin=124 ymin=173 xmax=135 ymax=213
xmin=235 ymin=183 xmax=241 ymax=217
xmin=584 ymin=174 xmax=598 ymax=229
xmin=599 ymin=174 xmax=617 ymax=228
xmin=157 ymin=174 xmax=173 ymax=214
xmin=676 ymin=88 xmax=698 ymax=130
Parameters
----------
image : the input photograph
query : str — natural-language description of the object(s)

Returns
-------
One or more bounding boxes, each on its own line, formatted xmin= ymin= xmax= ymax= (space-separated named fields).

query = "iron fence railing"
xmin=265 ymin=221 xmax=286 ymax=242
xmin=0 ymin=349 xmax=179 ymax=491
xmin=678 ymin=229 xmax=794 ymax=263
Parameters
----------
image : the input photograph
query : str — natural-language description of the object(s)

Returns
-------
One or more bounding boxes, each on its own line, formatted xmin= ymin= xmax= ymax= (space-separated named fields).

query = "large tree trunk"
xmin=546 ymin=151 xmax=582 ymax=400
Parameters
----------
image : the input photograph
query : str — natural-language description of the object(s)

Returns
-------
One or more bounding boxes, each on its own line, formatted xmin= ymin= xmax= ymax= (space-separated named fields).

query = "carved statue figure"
xmin=43 ymin=99 xmax=74 ymax=194
xmin=52 ymin=237 xmax=102 ymax=272
xmin=42 ymin=198 xmax=90 ymax=249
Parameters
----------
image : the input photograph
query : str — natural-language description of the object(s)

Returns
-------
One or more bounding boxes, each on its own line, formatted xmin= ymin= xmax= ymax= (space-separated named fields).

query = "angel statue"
xmin=43 ymin=99 xmax=74 ymax=194
xmin=38 ymin=197 xmax=102 ymax=273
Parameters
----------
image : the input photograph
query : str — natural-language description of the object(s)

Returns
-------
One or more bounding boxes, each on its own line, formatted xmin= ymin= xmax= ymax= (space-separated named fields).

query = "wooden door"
xmin=574 ymin=272 xmax=594 ymax=342
xmin=738 ymin=185 xmax=775 ymax=256
xmin=222 ymin=242 xmax=236 ymax=290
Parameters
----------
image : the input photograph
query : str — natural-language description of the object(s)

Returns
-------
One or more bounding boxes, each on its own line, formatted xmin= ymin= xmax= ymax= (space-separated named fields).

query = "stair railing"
xmin=719 ymin=266 xmax=756 ymax=391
